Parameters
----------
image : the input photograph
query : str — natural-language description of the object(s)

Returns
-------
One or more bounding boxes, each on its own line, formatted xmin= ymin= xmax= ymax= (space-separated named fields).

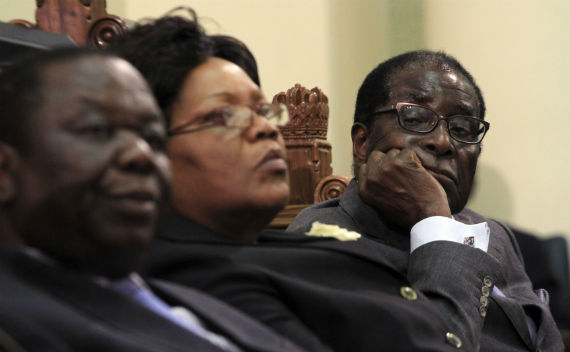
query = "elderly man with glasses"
xmin=287 ymin=50 xmax=562 ymax=351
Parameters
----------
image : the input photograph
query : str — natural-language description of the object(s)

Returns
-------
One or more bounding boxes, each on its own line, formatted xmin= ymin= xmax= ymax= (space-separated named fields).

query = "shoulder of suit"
xmin=287 ymin=198 xmax=343 ymax=232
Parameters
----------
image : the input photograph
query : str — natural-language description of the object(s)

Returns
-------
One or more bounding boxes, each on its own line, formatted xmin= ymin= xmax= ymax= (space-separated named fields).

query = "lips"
xmin=424 ymin=166 xmax=458 ymax=185
xmin=101 ymin=180 xmax=163 ymax=218
xmin=257 ymin=149 xmax=288 ymax=172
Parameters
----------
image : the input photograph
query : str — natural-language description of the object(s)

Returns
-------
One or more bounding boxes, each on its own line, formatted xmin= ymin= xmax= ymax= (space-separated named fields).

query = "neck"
xmin=177 ymin=205 xmax=279 ymax=243
xmin=0 ymin=213 xmax=22 ymax=245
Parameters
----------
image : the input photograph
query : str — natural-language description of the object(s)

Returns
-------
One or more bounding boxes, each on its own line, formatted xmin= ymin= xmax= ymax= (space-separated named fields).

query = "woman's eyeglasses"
xmin=168 ymin=103 xmax=289 ymax=137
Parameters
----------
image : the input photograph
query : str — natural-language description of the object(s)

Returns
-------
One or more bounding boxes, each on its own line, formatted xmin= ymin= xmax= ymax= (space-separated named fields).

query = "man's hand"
xmin=358 ymin=149 xmax=451 ymax=229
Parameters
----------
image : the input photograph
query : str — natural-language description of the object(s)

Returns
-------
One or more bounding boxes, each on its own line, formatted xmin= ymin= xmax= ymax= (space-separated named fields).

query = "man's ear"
xmin=0 ymin=143 xmax=19 ymax=203
xmin=351 ymin=123 xmax=368 ymax=169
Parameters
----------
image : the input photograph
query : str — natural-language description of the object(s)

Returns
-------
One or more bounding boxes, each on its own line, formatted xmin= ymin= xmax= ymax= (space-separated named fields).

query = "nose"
xmin=418 ymin=121 xmax=455 ymax=157
xmin=244 ymin=113 xmax=279 ymax=141
xmin=116 ymin=134 xmax=157 ymax=173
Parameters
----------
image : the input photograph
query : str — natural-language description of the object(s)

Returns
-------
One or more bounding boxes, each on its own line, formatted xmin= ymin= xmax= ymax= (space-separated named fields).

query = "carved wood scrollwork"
xmin=8 ymin=20 xmax=35 ymax=29
xmin=9 ymin=0 xmax=129 ymax=47
xmin=274 ymin=83 xmax=329 ymax=140
xmin=314 ymin=175 xmax=350 ymax=203
xmin=88 ymin=15 xmax=129 ymax=48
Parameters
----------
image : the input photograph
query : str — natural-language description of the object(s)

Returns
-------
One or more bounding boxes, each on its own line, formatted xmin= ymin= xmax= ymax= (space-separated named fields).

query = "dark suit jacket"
xmin=287 ymin=179 xmax=563 ymax=352
xmin=143 ymin=212 xmax=526 ymax=352
xmin=0 ymin=244 xmax=303 ymax=352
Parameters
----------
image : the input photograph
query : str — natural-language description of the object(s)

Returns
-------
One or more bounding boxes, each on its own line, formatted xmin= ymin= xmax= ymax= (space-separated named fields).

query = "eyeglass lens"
xmin=398 ymin=105 xmax=485 ymax=143
xmin=224 ymin=104 xmax=289 ymax=128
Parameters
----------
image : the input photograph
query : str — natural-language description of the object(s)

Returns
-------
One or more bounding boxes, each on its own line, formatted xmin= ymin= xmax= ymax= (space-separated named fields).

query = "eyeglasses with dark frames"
xmin=369 ymin=102 xmax=490 ymax=144
xmin=168 ymin=102 xmax=289 ymax=137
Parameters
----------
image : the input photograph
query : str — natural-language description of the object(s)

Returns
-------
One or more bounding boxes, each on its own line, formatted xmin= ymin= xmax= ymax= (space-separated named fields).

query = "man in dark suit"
xmin=0 ymin=48 xmax=303 ymax=352
xmin=286 ymin=51 xmax=563 ymax=351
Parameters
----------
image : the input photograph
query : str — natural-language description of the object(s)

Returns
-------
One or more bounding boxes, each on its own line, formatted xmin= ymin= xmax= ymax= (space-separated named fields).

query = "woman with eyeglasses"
xmin=112 ymin=13 xmax=290 ymax=245
xmin=110 ymin=12 xmax=332 ymax=351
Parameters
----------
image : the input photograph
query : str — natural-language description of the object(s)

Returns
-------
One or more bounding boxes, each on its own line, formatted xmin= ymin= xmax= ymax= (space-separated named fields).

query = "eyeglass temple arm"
xmin=371 ymin=105 xmax=397 ymax=116
xmin=168 ymin=122 xmax=218 ymax=136
xmin=168 ymin=119 xmax=200 ymax=134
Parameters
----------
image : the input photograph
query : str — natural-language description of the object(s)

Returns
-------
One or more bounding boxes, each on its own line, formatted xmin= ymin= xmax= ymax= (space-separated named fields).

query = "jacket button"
xmin=481 ymin=285 xmax=491 ymax=297
xmin=483 ymin=276 xmax=493 ymax=287
xmin=400 ymin=286 xmax=417 ymax=300
xmin=479 ymin=305 xmax=487 ymax=318
xmin=479 ymin=296 xmax=489 ymax=307
xmin=445 ymin=332 xmax=462 ymax=348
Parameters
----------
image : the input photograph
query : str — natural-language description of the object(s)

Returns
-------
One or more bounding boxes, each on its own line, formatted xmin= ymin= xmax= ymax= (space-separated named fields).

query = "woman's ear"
xmin=0 ymin=143 xmax=19 ymax=203
xmin=351 ymin=123 xmax=368 ymax=170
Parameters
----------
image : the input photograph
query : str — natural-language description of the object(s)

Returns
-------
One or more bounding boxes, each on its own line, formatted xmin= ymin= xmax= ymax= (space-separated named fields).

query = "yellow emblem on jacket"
xmin=306 ymin=221 xmax=361 ymax=241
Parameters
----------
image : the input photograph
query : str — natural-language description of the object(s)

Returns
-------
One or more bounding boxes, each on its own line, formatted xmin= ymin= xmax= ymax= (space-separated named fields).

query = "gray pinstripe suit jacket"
xmin=287 ymin=179 xmax=563 ymax=352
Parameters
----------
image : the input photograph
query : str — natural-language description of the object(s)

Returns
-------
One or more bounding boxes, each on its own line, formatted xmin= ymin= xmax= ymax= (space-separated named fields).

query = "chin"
xmin=98 ymin=223 xmax=155 ymax=249
xmin=256 ymin=194 xmax=289 ymax=213
xmin=263 ymin=182 xmax=290 ymax=208
xmin=448 ymin=195 xmax=469 ymax=215
xmin=96 ymin=247 xmax=147 ymax=279
xmin=246 ymin=189 xmax=289 ymax=221
xmin=442 ymin=184 xmax=469 ymax=215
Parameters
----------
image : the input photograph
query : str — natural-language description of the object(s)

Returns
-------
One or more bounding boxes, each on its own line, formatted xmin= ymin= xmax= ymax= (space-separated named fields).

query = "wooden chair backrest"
xmin=269 ymin=84 xmax=349 ymax=228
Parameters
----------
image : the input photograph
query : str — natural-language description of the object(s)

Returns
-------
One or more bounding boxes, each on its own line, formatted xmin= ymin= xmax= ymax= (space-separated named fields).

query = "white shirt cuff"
xmin=410 ymin=216 xmax=490 ymax=253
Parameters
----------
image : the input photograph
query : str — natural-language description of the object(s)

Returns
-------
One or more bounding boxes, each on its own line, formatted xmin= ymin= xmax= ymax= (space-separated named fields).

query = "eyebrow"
xmin=402 ymin=93 xmax=477 ymax=117
xmin=452 ymin=104 xmax=477 ymax=116
xmin=204 ymin=90 xmax=265 ymax=103
xmin=402 ymin=92 xmax=430 ymax=104
xmin=80 ymin=97 xmax=163 ymax=122
xmin=204 ymin=91 xmax=232 ymax=100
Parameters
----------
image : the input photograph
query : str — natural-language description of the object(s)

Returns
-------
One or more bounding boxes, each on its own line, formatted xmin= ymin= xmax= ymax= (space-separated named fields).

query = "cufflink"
xmin=463 ymin=236 xmax=475 ymax=247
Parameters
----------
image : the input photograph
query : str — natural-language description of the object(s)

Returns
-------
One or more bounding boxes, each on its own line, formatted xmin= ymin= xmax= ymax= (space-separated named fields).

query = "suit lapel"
xmin=11 ymin=251 xmax=225 ymax=352
xmin=261 ymin=229 xmax=408 ymax=276
xmin=149 ymin=279 xmax=302 ymax=352
xmin=491 ymin=294 xmax=535 ymax=350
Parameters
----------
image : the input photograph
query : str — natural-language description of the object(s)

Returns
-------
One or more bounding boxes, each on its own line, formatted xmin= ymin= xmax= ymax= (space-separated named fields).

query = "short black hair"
xmin=0 ymin=47 xmax=112 ymax=153
xmin=211 ymin=34 xmax=260 ymax=87
xmin=109 ymin=12 xmax=213 ymax=126
xmin=354 ymin=50 xmax=486 ymax=129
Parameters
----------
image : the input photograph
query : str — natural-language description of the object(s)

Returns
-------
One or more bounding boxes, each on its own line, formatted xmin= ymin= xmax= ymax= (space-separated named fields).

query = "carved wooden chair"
xmin=269 ymin=84 xmax=349 ymax=228
xmin=7 ymin=0 xmax=350 ymax=229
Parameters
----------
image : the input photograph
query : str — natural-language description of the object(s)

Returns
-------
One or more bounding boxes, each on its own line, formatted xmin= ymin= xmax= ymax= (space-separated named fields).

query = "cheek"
xmin=367 ymin=120 xmax=409 ymax=155
xmin=457 ymin=149 xmax=480 ymax=190
xmin=154 ymin=154 xmax=172 ymax=192
xmin=369 ymin=132 xmax=408 ymax=155
xmin=460 ymin=147 xmax=479 ymax=173
xmin=30 ymin=142 xmax=109 ymax=192
xmin=168 ymin=136 xmax=248 ymax=185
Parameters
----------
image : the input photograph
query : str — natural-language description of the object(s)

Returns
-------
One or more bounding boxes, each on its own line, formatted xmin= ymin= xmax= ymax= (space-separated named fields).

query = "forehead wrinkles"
xmin=388 ymin=66 xmax=477 ymax=109
xmin=38 ymin=62 xmax=110 ymax=107
xmin=42 ymin=58 xmax=154 ymax=116
xmin=42 ymin=57 xmax=146 ymax=98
